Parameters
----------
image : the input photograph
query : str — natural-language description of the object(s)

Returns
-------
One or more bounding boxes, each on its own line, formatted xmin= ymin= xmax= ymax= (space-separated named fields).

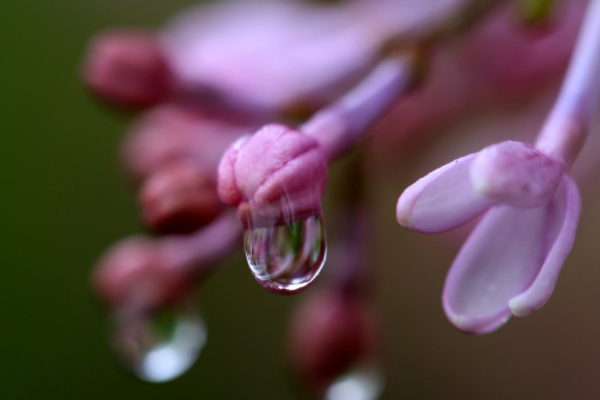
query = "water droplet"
xmin=244 ymin=215 xmax=327 ymax=294
xmin=325 ymin=365 xmax=384 ymax=400
xmin=112 ymin=305 xmax=207 ymax=383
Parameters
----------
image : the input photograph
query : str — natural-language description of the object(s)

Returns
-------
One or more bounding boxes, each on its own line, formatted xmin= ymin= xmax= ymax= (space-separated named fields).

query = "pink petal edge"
xmin=509 ymin=175 xmax=581 ymax=317
xmin=396 ymin=153 xmax=494 ymax=233
xmin=442 ymin=175 xmax=580 ymax=334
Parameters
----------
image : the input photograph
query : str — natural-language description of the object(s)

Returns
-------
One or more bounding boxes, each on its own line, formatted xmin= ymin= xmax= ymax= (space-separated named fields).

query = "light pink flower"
xmin=161 ymin=0 xmax=381 ymax=112
xmin=397 ymin=141 xmax=581 ymax=334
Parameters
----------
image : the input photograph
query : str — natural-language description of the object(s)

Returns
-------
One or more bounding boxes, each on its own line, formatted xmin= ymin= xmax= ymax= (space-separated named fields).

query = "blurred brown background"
xmin=2 ymin=0 xmax=600 ymax=399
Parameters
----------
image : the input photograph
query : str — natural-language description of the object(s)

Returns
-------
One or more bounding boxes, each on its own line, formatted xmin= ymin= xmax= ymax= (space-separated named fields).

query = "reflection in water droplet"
xmin=325 ymin=366 xmax=384 ymax=400
xmin=112 ymin=306 xmax=207 ymax=383
xmin=244 ymin=215 xmax=327 ymax=294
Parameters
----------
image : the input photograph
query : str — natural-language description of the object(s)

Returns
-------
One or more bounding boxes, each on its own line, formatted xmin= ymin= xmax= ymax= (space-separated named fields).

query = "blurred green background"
xmin=3 ymin=0 xmax=600 ymax=399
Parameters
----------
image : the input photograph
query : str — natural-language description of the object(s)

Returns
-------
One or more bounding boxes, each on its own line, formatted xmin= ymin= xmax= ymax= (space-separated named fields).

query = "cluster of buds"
xmin=82 ymin=0 xmax=599 ymax=397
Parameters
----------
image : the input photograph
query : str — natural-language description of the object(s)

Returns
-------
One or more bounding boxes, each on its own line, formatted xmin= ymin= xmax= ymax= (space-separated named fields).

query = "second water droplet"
xmin=112 ymin=305 xmax=207 ymax=383
xmin=244 ymin=215 xmax=327 ymax=294
xmin=324 ymin=365 xmax=384 ymax=400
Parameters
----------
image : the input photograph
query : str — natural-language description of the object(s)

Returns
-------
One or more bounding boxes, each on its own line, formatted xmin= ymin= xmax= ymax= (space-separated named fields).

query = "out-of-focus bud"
xmin=122 ymin=105 xmax=251 ymax=183
xmin=93 ymin=237 xmax=189 ymax=310
xmin=288 ymin=289 xmax=380 ymax=395
xmin=82 ymin=30 xmax=172 ymax=110
xmin=140 ymin=161 xmax=224 ymax=234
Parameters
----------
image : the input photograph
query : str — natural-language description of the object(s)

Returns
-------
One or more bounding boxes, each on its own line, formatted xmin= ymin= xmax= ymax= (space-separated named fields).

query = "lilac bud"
xmin=139 ymin=161 xmax=224 ymax=234
xmin=82 ymin=30 xmax=172 ymax=110
xmin=122 ymin=105 xmax=250 ymax=183
xmin=93 ymin=237 xmax=190 ymax=309
xmin=218 ymin=124 xmax=327 ymax=228
xmin=288 ymin=290 xmax=378 ymax=393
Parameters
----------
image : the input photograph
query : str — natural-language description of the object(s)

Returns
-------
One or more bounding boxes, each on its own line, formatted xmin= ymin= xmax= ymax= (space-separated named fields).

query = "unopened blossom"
xmin=218 ymin=54 xmax=417 ymax=229
xmin=94 ymin=212 xmax=240 ymax=310
xmin=82 ymin=30 xmax=173 ymax=109
xmin=218 ymin=124 xmax=328 ymax=228
xmin=288 ymin=289 xmax=379 ymax=394
xmin=122 ymin=105 xmax=253 ymax=233
xmin=140 ymin=161 xmax=224 ymax=234
xmin=122 ymin=105 xmax=252 ymax=184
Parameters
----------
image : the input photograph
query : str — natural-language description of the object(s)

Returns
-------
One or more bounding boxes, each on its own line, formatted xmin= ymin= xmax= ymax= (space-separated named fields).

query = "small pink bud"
xmin=139 ymin=161 xmax=224 ymax=234
xmin=470 ymin=141 xmax=565 ymax=208
xmin=122 ymin=105 xmax=250 ymax=183
xmin=82 ymin=30 xmax=172 ymax=110
xmin=218 ymin=124 xmax=327 ymax=228
xmin=93 ymin=237 xmax=189 ymax=309
xmin=288 ymin=290 xmax=378 ymax=393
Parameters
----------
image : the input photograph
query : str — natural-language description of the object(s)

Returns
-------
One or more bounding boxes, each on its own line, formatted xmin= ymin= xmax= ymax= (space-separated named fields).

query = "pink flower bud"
xmin=470 ymin=141 xmax=565 ymax=208
xmin=122 ymin=105 xmax=251 ymax=183
xmin=82 ymin=30 xmax=172 ymax=110
xmin=288 ymin=290 xmax=378 ymax=393
xmin=93 ymin=238 xmax=189 ymax=309
xmin=218 ymin=124 xmax=327 ymax=227
xmin=139 ymin=161 xmax=224 ymax=234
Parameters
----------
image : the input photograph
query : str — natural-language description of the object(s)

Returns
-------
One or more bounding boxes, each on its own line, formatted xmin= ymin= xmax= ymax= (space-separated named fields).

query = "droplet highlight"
xmin=325 ymin=365 xmax=384 ymax=400
xmin=112 ymin=306 xmax=207 ymax=383
xmin=244 ymin=215 xmax=327 ymax=294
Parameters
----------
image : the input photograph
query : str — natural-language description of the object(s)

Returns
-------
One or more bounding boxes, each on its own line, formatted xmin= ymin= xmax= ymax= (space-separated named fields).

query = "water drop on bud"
xmin=244 ymin=214 xmax=327 ymax=295
xmin=111 ymin=304 xmax=207 ymax=383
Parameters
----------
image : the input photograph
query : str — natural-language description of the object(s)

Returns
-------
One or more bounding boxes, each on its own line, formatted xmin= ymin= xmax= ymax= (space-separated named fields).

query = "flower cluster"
xmin=82 ymin=0 xmax=600 ymax=397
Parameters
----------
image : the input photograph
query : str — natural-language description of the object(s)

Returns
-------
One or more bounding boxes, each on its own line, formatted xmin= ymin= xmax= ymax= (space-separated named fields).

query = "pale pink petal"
xmin=396 ymin=154 xmax=494 ymax=233
xmin=162 ymin=0 xmax=380 ymax=111
xmin=443 ymin=204 xmax=548 ymax=334
xmin=470 ymin=141 xmax=565 ymax=208
xmin=509 ymin=175 xmax=581 ymax=317
xmin=442 ymin=176 xmax=580 ymax=334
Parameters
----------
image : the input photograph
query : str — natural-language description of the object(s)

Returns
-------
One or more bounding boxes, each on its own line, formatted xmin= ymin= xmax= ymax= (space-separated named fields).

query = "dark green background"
xmin=3 ymin=0 xmax=600 ymax=399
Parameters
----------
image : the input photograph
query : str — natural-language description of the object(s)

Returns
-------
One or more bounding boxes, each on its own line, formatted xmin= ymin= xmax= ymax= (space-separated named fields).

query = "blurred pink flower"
xmin=161 ymin=0 xmax=382 ymax=112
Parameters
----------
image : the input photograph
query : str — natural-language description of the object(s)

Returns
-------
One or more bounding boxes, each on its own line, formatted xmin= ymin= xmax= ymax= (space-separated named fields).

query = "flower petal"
xmin=509 ymin=175 xmax=581 ymax=317
xmin=443 ymin=203 xmax=548 ymax=334
xmin=442 ymin=175 xmax=580 ymax=334
xmin=470 ymin=141 xmax=565 ymax=209
xmin=396 ymin=154 xmax=494 ymax=233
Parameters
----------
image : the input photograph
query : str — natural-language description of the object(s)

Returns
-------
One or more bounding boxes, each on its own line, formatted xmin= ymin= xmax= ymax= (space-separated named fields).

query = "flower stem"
xmin=301 ymin=52 xmax=420 ymax=162
xmin=535 ymin=0 xmax=600 ymax=167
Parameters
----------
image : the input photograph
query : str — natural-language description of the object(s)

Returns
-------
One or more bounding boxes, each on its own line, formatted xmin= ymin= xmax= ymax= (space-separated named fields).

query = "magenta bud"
xmin=122 ymin=106 xmax=249 ymax=183
xmin=93 ymin=237 xmax=189 ymax=309
xmin=288 ymin=290 xmax=378 ymax=393
xmin=218 ymin=124 xmax=327 ymax=228
xmin=82 ymin=30 xmax=172 ymax=110
xmin=140 ymin=161 xmax=224 ymax=234
xmin=470 ymin=141 xmax=565 ymax=208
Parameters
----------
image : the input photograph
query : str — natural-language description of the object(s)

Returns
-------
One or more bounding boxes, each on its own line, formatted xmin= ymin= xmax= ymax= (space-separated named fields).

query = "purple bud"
xmin=218 ymin=124 xmax=327 ymax=228
xmin=122 ymin=105 xmax=248 ymax=183
xmin=139 ymin=161 xmax=224 ymax=234
xmin=82 ymin=30 xmax=172 ymax=110
xmin=288 ymin=290 xmax=379 ymax=393
xmin=93 ymin=238 xmax=190 ymax=309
